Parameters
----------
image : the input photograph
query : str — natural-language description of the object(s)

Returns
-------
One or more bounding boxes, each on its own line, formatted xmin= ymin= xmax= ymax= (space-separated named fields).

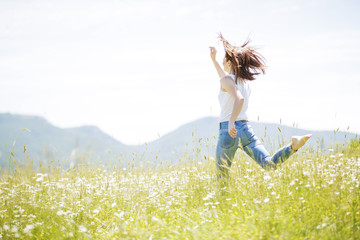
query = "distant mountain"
xmin=0 ymin=113 xmax=357 ymax=169
xmin=0 ymin=113 xmax=132 ymax=168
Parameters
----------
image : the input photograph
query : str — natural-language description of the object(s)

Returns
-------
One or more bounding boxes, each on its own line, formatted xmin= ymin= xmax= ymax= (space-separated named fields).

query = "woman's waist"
xmin=219 ymin=111 xmax=248 ymax=123
xmin=219 ymin=120 xmax=248 ymax=130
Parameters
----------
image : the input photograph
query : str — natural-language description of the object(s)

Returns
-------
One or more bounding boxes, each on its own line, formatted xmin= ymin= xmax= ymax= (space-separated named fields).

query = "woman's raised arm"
xmin=209 ymin=47 xmax=226 ymax=78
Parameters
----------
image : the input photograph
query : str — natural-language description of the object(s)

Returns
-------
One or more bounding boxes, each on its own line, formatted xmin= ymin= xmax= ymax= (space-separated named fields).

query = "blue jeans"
xmin=216 ymin=120 xmax=297 ymax=179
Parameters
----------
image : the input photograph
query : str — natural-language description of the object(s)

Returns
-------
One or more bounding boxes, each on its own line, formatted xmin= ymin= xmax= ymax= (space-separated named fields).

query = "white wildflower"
xmin=264 ymin=198 xmax=270 ymax=203
xmin=263 ymin=175 xmax=271 ymax=181
xmin=203 ymin=191 xmax=215 ymax=201
xmin=36 ymin=176 xmax=44 ymax=182
xmin=152 ymin=216 xmax=163 ymax=224
xmin=23 ymin=224 xmax=34 ymax=234
xmin=35 ymin=173 xmax=47 ymax=182
xmin=78 ymin=225 xmax=87 ymax=233
xmin=254 ymin=199 xmax=261 ymax=204
xmin=57 ymin=210 xmax=65 ymax=216
xmin=114 ymin=211 xmax=125 ymax=218
xmin=11 ymin=225 xmax=18 ymax=233
xmin=18 ymin=207 xmax=24 ymax=214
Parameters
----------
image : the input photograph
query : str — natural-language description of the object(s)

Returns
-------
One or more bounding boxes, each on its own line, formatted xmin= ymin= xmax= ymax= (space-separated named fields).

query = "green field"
xmin=1 ymin=139 xmax=359 ymax=239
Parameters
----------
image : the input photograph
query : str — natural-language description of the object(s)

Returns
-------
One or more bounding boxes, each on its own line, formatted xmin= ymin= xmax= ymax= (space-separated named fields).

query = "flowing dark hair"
xmin=219 ymin=33 xmax=266 ymax=83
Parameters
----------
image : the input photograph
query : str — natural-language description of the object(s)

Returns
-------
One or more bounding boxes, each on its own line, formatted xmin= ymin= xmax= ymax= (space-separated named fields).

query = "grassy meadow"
xmin=0 ymin=138 xmax=360 ymax=239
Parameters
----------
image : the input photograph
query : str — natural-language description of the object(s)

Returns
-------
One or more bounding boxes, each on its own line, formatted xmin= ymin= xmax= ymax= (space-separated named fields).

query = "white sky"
xmin=1 ymin=0 xmax=359 ymax=145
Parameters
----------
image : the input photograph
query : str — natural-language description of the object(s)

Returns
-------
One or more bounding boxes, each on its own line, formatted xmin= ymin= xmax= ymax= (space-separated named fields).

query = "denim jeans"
xmin=216 ymin=120 xmax=297 ymax=179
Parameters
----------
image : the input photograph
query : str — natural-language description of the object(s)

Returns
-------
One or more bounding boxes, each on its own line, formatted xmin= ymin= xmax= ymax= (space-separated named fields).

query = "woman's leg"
xmin=239 ymin=123 xmax=297 ymax=169
xmin=271 ymin=143 xmax=297 ymax=164
xmin=242 ymin=140 xmax=277 ymax=169
xmin=216 ymin=128 xmax=239 ymax=181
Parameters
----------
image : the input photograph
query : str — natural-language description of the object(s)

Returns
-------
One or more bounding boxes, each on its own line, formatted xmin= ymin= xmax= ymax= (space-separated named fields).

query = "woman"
xmin=209 ymin=33 xmax=312 ymax=180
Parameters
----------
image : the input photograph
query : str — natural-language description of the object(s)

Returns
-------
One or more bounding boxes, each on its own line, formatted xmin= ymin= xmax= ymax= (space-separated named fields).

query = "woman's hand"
xmin=209 ymin=46 xmax=217 ymax=61
xmin=228 ymin=121 xmax=237 ymax=138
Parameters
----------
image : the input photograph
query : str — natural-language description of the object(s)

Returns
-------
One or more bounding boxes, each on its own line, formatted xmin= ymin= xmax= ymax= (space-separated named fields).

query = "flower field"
xmin=1 ymin=140 xmax=359 ymax=239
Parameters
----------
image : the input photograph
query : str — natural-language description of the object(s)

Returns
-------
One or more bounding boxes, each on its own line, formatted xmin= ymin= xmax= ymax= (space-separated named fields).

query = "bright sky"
xmin=1 ymin=0 xmax=359 ymax=145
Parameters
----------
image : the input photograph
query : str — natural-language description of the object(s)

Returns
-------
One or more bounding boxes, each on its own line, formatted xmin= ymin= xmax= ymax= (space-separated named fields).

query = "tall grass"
xmin=0 ymin=139 xmax=359 ymax=239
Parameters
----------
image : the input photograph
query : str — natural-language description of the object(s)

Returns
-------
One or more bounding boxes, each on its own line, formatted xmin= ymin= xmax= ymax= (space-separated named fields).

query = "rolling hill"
xmin=0 ymin=113 xmax=357 ymax=169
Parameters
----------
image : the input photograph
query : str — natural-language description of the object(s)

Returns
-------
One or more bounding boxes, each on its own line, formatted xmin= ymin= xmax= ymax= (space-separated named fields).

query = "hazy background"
xmin=1 ymin=0 xmax=359 ymax=145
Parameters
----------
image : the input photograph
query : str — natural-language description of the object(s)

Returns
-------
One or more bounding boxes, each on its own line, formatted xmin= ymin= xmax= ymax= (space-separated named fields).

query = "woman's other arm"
xmin=209 ymin=47 xmax=226 ymax=78
xmin=220 ymin=76 xmax=245 ymax=138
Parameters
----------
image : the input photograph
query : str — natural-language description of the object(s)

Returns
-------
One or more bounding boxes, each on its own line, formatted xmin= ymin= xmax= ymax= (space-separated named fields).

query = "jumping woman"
xmin=209 ymin=33 xmax=312 ymax=181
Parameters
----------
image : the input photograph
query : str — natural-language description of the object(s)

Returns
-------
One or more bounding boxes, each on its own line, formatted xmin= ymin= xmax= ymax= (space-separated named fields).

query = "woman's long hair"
xmin=219 ymin=33 xmax=266 ymax=83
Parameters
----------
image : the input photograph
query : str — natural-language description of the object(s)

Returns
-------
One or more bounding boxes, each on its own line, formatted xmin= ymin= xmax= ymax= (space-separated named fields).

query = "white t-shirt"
xmin=218 ymin=74 xmax=251 ymax=122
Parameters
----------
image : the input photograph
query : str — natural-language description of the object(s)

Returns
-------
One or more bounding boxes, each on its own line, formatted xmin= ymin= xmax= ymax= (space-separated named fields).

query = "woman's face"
xmin=223 ymin=56 xmax=231 ymax=73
